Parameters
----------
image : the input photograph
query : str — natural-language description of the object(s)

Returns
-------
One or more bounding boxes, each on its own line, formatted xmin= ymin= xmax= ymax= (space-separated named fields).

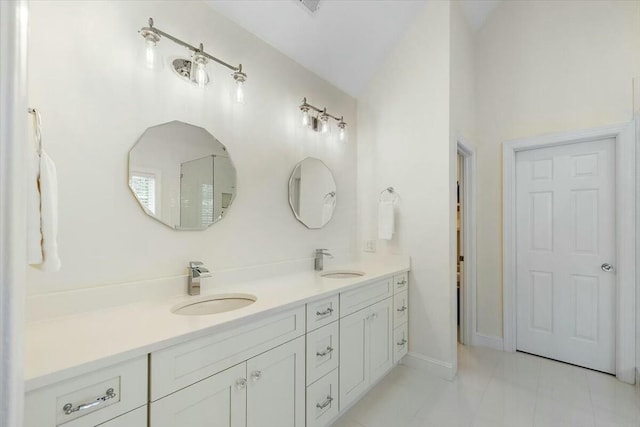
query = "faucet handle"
xmin=315 ymin=249 xmax=334 ymax=258
xmin=189 ymin=261 xmax=204 ymax=269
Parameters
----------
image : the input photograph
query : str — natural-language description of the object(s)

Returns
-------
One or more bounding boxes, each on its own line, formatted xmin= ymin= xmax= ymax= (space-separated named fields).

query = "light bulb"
xmin=339 ymin=126 xmax=346 ymax=141
xmin=195 ymin=61 xmax=207 ymax=87
xmin=235 ymin=79 xmax=245 ymax=104
xmin=301 ymin=109 xmax=310 ymax=126
xmin=142 ymin=34 xmax=162 ymax=70
xmin=320 ymin=117 xmax=329 ymax=134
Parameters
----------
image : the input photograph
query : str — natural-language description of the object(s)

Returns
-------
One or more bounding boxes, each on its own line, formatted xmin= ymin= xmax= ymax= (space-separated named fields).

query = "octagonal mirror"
xmin=288 ymin=157 xmax=336 ymax=229
xmin=129 ymin=121 xmax=237 ymax=230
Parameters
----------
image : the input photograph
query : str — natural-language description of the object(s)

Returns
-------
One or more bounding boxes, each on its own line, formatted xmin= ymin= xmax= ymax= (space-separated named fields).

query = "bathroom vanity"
xmin=24 ymin=259 xmax=410 ymax=427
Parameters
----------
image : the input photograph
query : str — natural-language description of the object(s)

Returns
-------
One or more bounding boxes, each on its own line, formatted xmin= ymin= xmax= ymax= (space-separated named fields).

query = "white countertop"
xmin=25 ymin=256 xmax=410 ymax=392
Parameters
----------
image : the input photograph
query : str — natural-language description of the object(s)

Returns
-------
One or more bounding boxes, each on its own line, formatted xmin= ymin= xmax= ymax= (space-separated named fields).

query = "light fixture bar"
xmin=299 ymin=97 xmax=344 ymax=122
xmin=140 ymin=17 xmax=243 ymax=73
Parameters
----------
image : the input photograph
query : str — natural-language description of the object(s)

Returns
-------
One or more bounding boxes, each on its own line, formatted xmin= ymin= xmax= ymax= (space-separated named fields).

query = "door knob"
xmin=601 ymin=263 xmax=615 ymax=273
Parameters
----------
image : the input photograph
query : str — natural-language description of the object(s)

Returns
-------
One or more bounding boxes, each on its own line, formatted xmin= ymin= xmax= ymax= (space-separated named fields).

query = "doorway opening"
xmin=456 ymin=141 xmax=476 ymax=347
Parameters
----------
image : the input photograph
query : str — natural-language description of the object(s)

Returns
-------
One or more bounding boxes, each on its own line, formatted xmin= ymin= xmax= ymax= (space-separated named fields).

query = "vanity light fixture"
xmin=139 ymin=18 xmax=247 ymax=101
xmin=299 ymin=97 xmax=348 ymax=141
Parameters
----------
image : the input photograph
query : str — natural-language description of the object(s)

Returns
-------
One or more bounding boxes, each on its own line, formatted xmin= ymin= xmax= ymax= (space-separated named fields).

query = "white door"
xmin=149 ymin=363 xmax=246 ymax=427
xmin=516 ymin=138 xmax=616 ymax=373
xmin=246 ymin=336 xmax=305 ymax=427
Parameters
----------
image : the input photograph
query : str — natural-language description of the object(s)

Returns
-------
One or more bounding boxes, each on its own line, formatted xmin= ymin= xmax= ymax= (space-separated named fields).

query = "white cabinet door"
xmin=339 ymin=307 xmax=370 ymax=410
xmin=368 ymin=298 xmax=393 ymax=384
xmin=150 ymin=364 xmax=246 ymax=427
xmin=97 ymin=406 xmax=147 ymax=426
xmin=246 ymin=336 xmax=305 ymax=427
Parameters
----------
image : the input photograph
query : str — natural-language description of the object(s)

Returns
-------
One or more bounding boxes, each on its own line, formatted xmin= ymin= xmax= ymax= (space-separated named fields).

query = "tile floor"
xmin=332 ymin=345 xmax=640 ymax=427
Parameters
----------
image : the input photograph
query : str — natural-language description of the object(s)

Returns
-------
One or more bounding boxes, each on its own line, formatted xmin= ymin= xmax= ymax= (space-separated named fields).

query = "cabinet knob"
xmin=250 ymin=370 xmax=262 ymax=382
xmin=235 ymin=378 xmax=247 ymax=389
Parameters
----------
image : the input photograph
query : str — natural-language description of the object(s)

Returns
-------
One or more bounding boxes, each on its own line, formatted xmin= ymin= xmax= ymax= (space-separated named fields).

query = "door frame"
xmin=0 ymin=0 xmax=29 ymax=425
xmin=502 ymin=121 xmax=637 ymax=383
xmin=457 ymin=140 xmax=477 ymax=346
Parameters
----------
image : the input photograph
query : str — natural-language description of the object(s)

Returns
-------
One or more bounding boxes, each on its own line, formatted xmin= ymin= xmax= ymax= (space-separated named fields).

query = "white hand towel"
xmin=28 ymin=150 xmax=61 ymax=272
xmin=27 ymin=152 xmax=43 ymax=264
xmin=378 ymin=200 xmax=395 ymax=240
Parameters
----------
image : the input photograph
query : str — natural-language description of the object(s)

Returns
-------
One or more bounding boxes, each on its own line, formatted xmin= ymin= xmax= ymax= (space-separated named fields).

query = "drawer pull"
xmin=316 ymin=346 xmax=334 ymax=357
xmin=316 ymin=307 xmax=334 ymax=317
xmin=236 ymin=378 xmax=247 ymax=390
xmin=316 ymin=395 xmax=333 ymax=410
xmin=397 ymin=279 xmax=407 ymax=285
xmin=62 ymin=388 xmax=116 ymax=415
xmin=397 ymin=305 xmax=407 ymax=312
xmin=397 ymin=339 xmax=407 ymax=347
xmin=250 ymin=370 xmax=262 ymax=382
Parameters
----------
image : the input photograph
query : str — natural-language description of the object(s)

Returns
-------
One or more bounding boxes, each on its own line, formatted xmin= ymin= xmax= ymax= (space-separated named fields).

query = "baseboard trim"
xmin=472 ymin=333 xmax=504 ymax=351
xmin=402 ymin=352 xmax=455 ymax=380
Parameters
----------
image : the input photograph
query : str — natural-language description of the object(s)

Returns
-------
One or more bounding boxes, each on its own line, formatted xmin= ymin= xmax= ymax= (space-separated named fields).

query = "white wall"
xmin=474 ymin=0 xmax=640 ymax=338
xmin=357 ymin=1 xmax=456 ymax=373
xmin=27 ymin=0 xmax=357 ymax=295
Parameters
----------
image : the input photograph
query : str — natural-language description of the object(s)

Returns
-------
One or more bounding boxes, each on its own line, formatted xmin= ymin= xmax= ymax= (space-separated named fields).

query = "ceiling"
xmin=206 ymin=1 xmax=500 ymax=97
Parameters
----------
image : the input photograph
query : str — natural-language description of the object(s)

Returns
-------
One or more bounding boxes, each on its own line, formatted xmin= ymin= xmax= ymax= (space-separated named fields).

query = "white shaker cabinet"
xmin=339 ymin=297 xmax=393 ymax=410
xmin=150 ymin=363 xmax=246 ymax=427
xmin=150 ymin=336 xmax=305 ymax=427
xmin=97 ymin=406 xmax=147 ymax=427
xmin=246 ymin=336 xmax=306 ymax=427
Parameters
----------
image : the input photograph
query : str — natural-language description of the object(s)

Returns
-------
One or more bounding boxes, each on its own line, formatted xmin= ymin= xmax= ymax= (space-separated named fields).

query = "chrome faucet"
xmin=188 ymin=261 xmax=211 ymax=296
xmin=314 ymin=249 xmax=333 ymax=271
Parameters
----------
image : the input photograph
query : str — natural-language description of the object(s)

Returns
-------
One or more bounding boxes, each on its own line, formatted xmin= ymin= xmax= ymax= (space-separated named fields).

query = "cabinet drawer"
xmin=393 ymin=272 xmax=409 ymax=293
xmin=25 ymin=356 xmax=147 ymax=427
xmin=340 ymin=278 xmax=392 ymax=317
xmin=393 ymin=290 xmax=408 ymax=326
xmin=306 ymin=295 xmax=339 ymax=332
xmin=97 ymin=406 xmax=147 ymax=427
xmin=306 ymin=370 xmax=339 ymax=427
xmin=150 ymin=306 xmax=305 ymax=400
xmin=393 ymin=323 xmax=409 ymax=363
xmin=306 ymin=322 xmax=339 ymax=385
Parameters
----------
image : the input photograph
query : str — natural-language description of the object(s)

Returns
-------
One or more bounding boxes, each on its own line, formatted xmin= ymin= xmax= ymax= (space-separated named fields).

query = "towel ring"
xmin=28 ymin=108 xmax=43 ymax=154
xmin=324 ymin=191 xmax=336 ymax=201
xmin=379 ymin=187 xmax=398 ymax=202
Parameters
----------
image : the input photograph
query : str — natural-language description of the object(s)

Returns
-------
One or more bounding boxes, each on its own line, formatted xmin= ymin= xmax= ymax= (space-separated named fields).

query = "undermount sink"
xmin=321 ymin=270 xmax=365 ymax=279
xmin=172 ymin=293 xmax=257 ymax=316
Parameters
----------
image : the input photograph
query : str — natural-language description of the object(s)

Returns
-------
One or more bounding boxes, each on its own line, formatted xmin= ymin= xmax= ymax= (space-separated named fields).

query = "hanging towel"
xmin=378 ymin=199 xmax=395 ymax=240
xmin=27 ymin=152 xmax=43 ymax=264
xmin=28 ymin=150 xmax=61 ymax=272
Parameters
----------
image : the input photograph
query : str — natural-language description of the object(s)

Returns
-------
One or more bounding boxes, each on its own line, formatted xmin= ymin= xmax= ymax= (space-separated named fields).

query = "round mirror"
xmin=129 ymin=121 xmax=237 ymax=230
xmin=288 ymin=157 xmax=336 ymax=229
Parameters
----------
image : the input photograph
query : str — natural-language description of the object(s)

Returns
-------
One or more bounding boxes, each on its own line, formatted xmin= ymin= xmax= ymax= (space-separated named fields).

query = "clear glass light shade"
xmin=142 ymin=35 xmax=163 ymax=70
xmin=235 ymin=80 xmax=245 ymax=104
xmin=301 ymin=109 xmax=310 ymax=126
xmin=320 ymin=118 xmax=330 ymax=134
xmin=195 ymin=61 xmax=207 ymax=87
xmin=338 ymin=126 xmax=346 ymax=141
